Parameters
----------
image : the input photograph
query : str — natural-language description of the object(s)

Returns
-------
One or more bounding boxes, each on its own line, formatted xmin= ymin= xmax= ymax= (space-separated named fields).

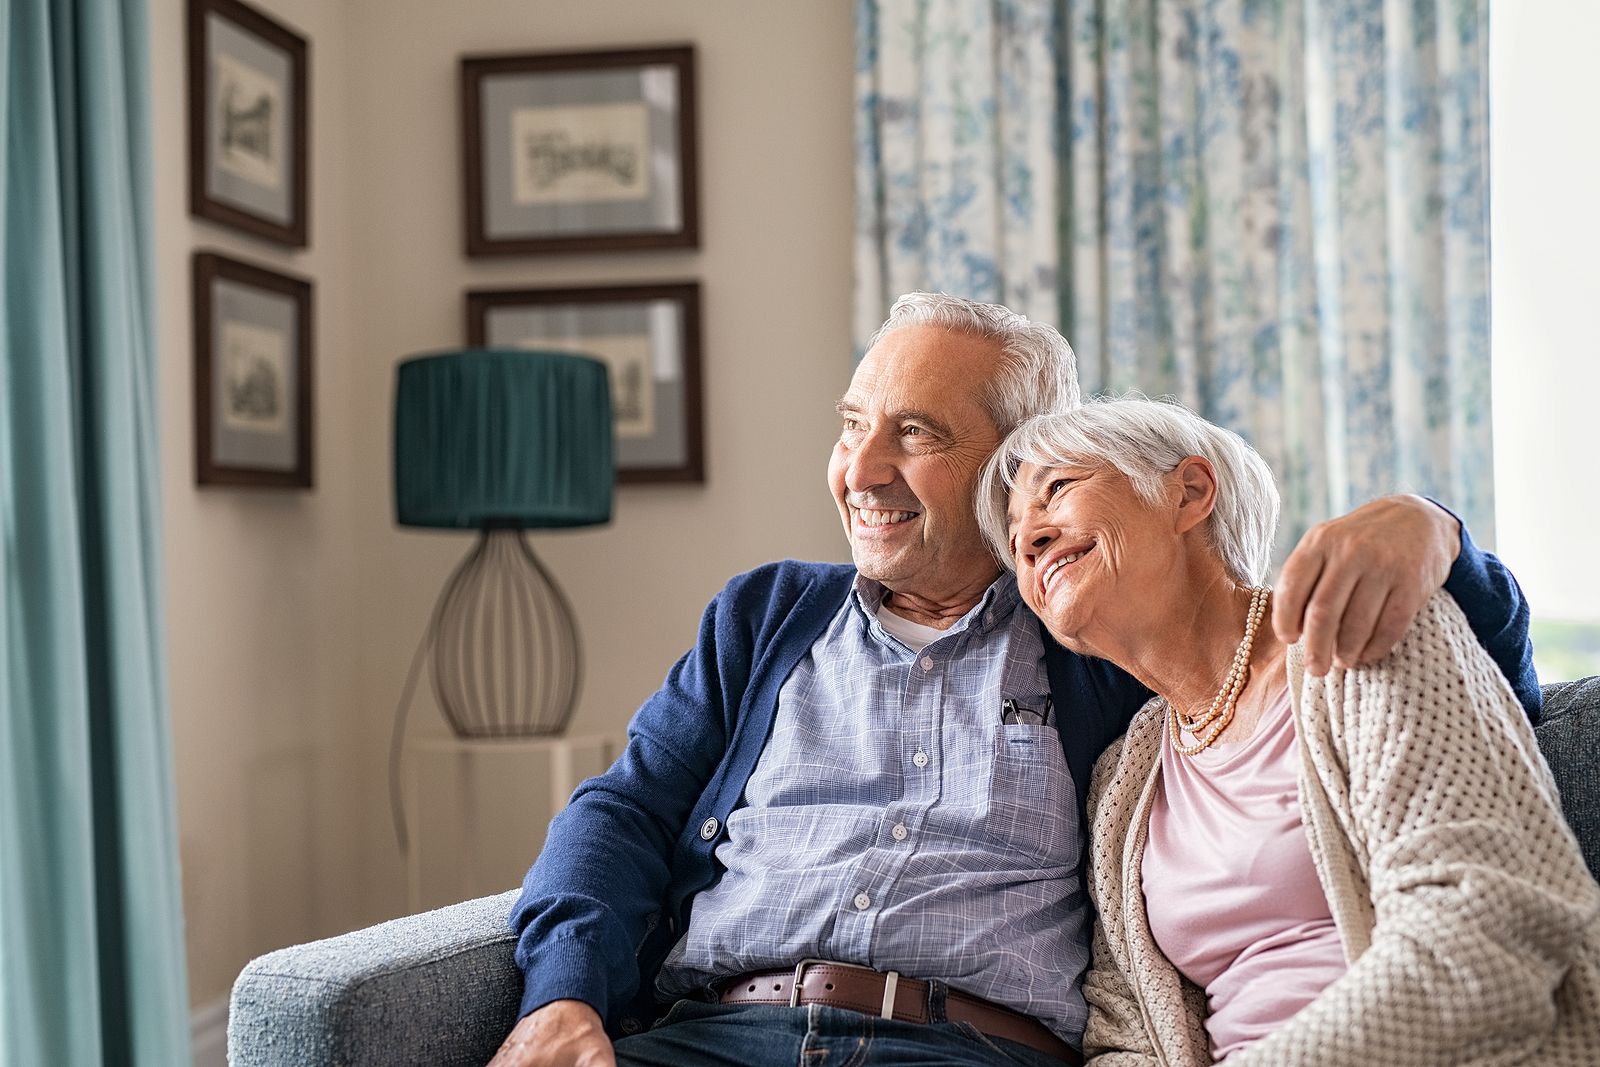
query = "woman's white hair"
xmin=868 ymin=292 xmax=1080 ymax=433
xmin=977 ymin=395 xmax=1281 ymax=585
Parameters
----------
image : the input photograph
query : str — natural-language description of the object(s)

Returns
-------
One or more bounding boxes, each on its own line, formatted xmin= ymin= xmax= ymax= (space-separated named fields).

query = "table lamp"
xmin=392 ymin=349 xmax=613 ymax=739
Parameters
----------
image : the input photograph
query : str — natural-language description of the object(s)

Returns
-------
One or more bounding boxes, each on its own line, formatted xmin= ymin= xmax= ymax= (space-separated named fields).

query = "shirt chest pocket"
xmin=986 ymin=725 xmax=1077 ymax=867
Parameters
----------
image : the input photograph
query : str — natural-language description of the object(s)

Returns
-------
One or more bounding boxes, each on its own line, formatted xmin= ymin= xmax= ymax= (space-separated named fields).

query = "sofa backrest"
xmin=1537 ymin=676 xmax=1600 ymax=879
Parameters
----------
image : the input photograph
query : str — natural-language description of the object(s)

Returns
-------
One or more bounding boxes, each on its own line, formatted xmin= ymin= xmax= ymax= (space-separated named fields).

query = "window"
xmin=1490 ymin=0 xmax=1600 ymax=682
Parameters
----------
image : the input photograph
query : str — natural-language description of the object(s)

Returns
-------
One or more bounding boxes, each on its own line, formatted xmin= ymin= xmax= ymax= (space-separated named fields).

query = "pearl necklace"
xmin=1169 ymin=586 xmax=1271 ymax=756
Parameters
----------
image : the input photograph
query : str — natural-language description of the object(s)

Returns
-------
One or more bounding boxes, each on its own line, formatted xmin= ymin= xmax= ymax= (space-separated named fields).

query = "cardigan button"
xmin=699 ymin=817 xmax=720 ymax=841
xmin=621 ymin=1017 xmax=642 ymax=1035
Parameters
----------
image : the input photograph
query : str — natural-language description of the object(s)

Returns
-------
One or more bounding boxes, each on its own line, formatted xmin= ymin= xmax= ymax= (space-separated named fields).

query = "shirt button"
xmin=985 ymin=611 xmax=995 ymax=626
xmin=854 ymin=892 xmax=871 ymax=910
xmin=920 ymin=656 xmax=935 ymax=671
xmin=699 ymin=817 xmax=720 ymax=840
xmin=912 ymin=750 xmax=928 ymax=768
xmin=891 ymin=823 xmax=908 ymax=841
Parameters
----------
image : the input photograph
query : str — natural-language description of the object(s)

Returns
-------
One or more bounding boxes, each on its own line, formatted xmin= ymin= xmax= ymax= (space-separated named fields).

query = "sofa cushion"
xmin=1537 ymin=676 xmax=1600 ymax=879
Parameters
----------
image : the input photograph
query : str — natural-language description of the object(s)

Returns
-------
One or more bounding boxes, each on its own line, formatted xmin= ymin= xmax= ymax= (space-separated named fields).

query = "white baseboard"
xmin=191 ymin=996 xmax=228 ymax=1067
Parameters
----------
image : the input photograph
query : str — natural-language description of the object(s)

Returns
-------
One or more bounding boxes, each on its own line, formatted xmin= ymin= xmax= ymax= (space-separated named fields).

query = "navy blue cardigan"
xmin=511 ymin=536 xmax=1537 ymax=1036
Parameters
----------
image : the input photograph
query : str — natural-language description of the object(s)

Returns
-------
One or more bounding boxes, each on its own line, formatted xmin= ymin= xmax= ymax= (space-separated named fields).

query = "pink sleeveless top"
xmin=1142 ymin=690 xmax=1349 ymax=1061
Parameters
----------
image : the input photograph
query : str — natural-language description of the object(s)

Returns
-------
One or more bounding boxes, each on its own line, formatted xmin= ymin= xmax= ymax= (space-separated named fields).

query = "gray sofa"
xmin=227 ymin=677 xmax=1600 ymax=1067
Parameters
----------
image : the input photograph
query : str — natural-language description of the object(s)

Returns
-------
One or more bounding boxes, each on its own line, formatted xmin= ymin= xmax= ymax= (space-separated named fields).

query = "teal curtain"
xmin=1 ymin=1 xmax=191 ymax=1065
xmin=856 ymin=0 xmax=1494 ymax=554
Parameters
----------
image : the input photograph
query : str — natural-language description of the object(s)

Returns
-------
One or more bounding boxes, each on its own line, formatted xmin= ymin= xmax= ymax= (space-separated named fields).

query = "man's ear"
xmin=1172 ymin=456 xmax=1218 ymax=535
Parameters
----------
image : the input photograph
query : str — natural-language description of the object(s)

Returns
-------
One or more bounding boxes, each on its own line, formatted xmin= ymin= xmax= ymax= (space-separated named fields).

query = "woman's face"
xmin=1006 ymin=460 xmax=1181 ymax=650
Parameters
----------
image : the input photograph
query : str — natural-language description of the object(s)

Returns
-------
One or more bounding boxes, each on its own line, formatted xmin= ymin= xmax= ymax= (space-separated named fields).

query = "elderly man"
xmin=491 ymin=294 xmax=1535 ymax=1067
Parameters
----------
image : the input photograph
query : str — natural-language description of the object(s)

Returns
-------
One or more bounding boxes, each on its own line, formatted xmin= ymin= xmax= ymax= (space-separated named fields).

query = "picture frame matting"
xmin=187 ymin=0 xmax=310 ymax=246
xmin=193 ymin=251 xmax=315 ymax=489
xmin=461 ymin=45 xmax=699 ymax=256
xmin=466 ymin=281 xmax=704 ymax=484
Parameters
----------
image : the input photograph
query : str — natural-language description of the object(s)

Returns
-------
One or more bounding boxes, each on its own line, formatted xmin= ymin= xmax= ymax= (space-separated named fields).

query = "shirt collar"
xmin=848 ymin=570 xmax=1022 ymax=640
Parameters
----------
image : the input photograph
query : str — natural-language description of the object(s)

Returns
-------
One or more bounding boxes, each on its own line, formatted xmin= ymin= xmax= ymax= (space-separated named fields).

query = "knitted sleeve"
xmin=1231 ymin=592 xmax=1600 ymax=1067
xmin=1081 ymin=732 xmax=1172 ymax=1066
xmin=1081 ymin=920 xmax=1164 ymax=1066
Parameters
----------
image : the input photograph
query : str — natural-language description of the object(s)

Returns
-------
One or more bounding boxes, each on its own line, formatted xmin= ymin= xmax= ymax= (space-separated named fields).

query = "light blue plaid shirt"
xmin=657 ymin=574 xmax=1091 ymax=1045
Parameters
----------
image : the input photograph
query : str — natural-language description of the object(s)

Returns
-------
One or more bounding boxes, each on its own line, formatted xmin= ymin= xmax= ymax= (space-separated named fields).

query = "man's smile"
xmin=854 ymin=507 xmax=920 ymax=528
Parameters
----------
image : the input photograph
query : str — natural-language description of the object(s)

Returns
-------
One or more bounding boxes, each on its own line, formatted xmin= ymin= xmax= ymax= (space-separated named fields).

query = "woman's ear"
xmin=1172 ymin=456 xmax=1218 ymax=535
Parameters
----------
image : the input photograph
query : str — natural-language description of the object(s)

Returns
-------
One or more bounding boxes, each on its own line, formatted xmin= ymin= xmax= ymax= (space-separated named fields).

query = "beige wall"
xmin=152 ymin=0 xmax=364 ymax=1008
xmin=155 ymin=0 xmax=856 ymax=1008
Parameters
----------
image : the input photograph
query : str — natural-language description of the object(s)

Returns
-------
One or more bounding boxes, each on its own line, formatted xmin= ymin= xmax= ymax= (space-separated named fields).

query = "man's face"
xmin=827 ymin=325 xmax=1006 ymax=601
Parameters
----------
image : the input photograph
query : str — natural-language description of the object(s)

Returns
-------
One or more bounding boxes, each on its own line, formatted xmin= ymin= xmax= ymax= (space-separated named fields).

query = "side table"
xmin=403 ymin=733 xmax=622 ymax=912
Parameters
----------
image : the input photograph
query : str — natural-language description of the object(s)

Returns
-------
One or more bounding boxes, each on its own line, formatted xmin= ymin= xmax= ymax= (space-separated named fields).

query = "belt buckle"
xmin=788 ymin=958 xmax=901 ymax=1018
xmin=788 ymin=958 xmax=829 ymax=1008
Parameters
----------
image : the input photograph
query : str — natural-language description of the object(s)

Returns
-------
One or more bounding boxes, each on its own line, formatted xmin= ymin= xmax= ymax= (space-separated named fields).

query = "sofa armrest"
xmin=228 ymin=889 xmax=524 ymax=1067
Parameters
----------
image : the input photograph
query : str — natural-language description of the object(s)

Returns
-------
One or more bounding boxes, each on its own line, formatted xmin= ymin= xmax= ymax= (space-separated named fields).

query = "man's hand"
xmin=1274 ymin=494 xmax=1461 ymax=675
xmin=487 ymin=999 xmax=616 ymax=1067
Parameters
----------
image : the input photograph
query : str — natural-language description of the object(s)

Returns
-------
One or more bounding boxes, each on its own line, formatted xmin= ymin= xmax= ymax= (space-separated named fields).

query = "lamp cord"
xmin=388 ymin=613 xmax=435 ymax=857
xmin=389 ymin=532 xmax=489 ymax=858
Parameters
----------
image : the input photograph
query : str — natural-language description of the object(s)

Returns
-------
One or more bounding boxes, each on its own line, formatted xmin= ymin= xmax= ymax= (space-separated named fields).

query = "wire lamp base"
xmin=430 ymin=526 xmax=581 ymax=738
xmin=387 ymin=527 xmax=582 ymax=851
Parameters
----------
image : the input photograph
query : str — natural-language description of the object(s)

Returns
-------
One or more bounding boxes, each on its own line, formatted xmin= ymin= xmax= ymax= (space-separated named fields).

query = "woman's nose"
xmin=1020 ymin=527 xmax=1055 ymax=567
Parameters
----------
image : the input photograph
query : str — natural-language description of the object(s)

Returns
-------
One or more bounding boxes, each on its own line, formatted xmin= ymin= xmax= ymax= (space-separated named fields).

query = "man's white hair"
xmin=868 ymin=292 xmax=1080 ymax=434
xmin=977 ymin=395 xmax=1281 ymax=585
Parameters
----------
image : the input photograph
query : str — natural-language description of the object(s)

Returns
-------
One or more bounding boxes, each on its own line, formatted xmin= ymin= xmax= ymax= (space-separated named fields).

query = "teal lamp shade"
xmin=394 ymin=349 xmax=613 ymax=529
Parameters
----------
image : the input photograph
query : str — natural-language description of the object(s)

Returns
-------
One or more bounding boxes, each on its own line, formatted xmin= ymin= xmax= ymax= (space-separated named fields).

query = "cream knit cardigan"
xmin=1082 ymin=592 xmax=1600 ymax=1066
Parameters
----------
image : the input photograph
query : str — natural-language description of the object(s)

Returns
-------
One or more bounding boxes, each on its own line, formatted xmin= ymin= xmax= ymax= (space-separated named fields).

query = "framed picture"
xmin=193 ymin=252 xmax=314 ymax=488
xmin=461 ymin=46 xmax=699 ymax=256
xmin=467 ymin=282 xmax=704 ymax=483
xmin=187 ymin=0 xmax=309 ymax=246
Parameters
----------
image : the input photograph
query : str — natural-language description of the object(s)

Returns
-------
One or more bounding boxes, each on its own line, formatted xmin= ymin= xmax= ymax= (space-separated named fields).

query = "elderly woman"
xmin=978 ymin=397 xmax=1600 ymax=1066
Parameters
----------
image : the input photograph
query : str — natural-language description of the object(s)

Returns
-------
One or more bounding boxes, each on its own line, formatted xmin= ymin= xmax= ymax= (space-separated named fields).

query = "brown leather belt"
xmin=719 ymin=961 xmax=1082 ymax=1064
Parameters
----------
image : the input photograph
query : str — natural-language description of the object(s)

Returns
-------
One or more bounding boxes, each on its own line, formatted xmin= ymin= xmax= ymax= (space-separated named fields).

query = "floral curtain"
xmin=856 ymin=0 xmax=1494 ymax=551
xmin=854 ymin=0 xmax=1064 ymax=336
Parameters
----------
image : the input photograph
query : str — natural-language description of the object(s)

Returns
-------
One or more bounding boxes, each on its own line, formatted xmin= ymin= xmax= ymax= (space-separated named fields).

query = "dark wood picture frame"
xmin=466 ymin=282 xmax=704 ymax=484
xmin=187 ymin=0 xmax=310 ymax=247
xmin=461 ymin=46 xmax=699 ymax=256
xmin=193 ymin=252 xmax=314 ymax=488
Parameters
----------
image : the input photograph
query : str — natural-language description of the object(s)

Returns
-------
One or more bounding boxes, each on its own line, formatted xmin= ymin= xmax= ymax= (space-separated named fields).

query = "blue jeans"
xmin=614 ymin=1000 xmax=1068 ymax=1067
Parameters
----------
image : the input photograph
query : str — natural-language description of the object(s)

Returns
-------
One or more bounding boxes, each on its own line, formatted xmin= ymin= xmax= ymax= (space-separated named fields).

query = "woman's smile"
xmin=1039 ymin=541 xmax=1097 ymax=596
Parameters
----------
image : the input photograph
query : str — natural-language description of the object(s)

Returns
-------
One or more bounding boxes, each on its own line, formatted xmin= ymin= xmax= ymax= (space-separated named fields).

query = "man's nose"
xmin=844 ymin=428 xmax=896 ymax=492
